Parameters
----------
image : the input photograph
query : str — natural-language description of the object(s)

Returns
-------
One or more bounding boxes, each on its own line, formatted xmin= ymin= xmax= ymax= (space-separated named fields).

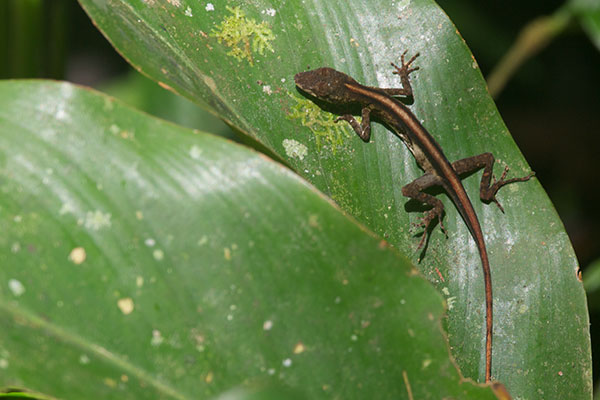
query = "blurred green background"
xmin=2 ymin=0 xmax=600 ymax=392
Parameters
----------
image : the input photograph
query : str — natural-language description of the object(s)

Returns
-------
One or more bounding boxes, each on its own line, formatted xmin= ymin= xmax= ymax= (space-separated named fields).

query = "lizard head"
xmin=294 ymin=67 xmax=357 ymax=104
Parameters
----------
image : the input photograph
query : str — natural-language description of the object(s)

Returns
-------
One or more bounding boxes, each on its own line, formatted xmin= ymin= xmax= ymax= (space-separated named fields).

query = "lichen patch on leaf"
xmin=83 ymin=210 xmax=112 ymax=231
xmin=211 ymin=6 xmax=275 ymax=65
xmin=282 ymin=139 xmax=308 ymax=161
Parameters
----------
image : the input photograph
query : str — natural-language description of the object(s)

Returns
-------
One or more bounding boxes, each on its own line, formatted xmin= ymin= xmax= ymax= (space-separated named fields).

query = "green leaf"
xmin=569 ymin=0 xmax=600 ymax=50
xmin=78 ymin=0 xmax=591 ymax=396
xmin=207 ymin=382 xmax=307 ymax=400
xmin=584 ymin=258 xmax=600 ymax=311
xmin=0 ymin=81 xmax=499 ymax=399
xmin=101 ymin=71 xmax=236 ymax=139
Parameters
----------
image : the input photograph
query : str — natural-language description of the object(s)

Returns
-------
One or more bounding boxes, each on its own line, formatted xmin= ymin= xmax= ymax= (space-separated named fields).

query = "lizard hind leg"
xmin=450 ymin=152 xmax=535 ymax=213
xmin=401 ymin=173 xmax=447 ymax=250
xmin=483 ymin=165 xmax=535 ymax=212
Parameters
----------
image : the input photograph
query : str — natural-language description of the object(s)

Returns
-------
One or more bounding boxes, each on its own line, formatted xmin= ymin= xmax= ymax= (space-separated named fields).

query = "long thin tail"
xmin=477 ymin=235 xmax=493 ymax=383
xmin=445 ymin=181 xmax=493 ymax=382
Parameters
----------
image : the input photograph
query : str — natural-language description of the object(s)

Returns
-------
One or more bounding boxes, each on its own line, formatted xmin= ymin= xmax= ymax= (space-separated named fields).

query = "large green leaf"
xmin=0 ymin=81 xmax=499 ymax=399
xmin=78 ymin=0 xmax=591 ymax=396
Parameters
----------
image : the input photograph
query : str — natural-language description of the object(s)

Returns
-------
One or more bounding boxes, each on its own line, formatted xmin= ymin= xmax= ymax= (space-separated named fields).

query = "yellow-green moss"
xmin=287 ymin=94 xmax=351 ymax=154
xmin=211 ymin=6 xmax=275 ymax=65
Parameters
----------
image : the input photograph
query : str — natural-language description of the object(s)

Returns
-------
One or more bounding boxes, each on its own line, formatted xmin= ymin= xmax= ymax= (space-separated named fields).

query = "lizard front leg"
xmin=336 ymin=50 xmax=420 ymax=142
xmin=367 ymin=50 xmax=420 ymax=98
xmin=335 ymin=106 xmax=373 ymax=142
xmin=451 ymin=152 xmax=534 ymax=212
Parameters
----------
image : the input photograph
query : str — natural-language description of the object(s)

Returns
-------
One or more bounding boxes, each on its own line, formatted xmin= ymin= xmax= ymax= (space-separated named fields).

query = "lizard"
xmin=294 ymin=51 xmax=534 ymax=382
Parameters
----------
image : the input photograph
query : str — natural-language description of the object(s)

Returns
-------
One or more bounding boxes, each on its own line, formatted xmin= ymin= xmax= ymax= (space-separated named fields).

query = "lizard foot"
xmin=391 ymin=50 xmax=420 ymax=78
xmin=484 ymin=167 xmax=535 ymax=212
xmin=413 ymin=208 xmax=447 ymax=250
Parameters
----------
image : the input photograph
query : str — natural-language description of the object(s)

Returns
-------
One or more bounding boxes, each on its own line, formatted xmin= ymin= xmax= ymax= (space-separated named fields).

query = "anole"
xmin=294 ymin=51 xmax=534 ymax=383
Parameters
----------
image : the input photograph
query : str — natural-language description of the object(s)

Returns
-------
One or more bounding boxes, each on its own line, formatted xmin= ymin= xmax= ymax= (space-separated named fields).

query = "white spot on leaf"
xmin=422 ymin=358 xmax=432 ymax=369
xmin=151 ymin=329 xmax=164 ymax=346
xmin=189 ymin=145 xmax=202 ymax=159
xmin=117 ymin=298 xmax=134 ymax=315
xmin=293 ymin=342 xmax=305 ymax=354
xmin=69 ymin=247 xmax=86 ymax=265
xmin=153 ymin=249 xmax=164 ymax=261
xmin=8 ymin=279 xmax=25 ymax=297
